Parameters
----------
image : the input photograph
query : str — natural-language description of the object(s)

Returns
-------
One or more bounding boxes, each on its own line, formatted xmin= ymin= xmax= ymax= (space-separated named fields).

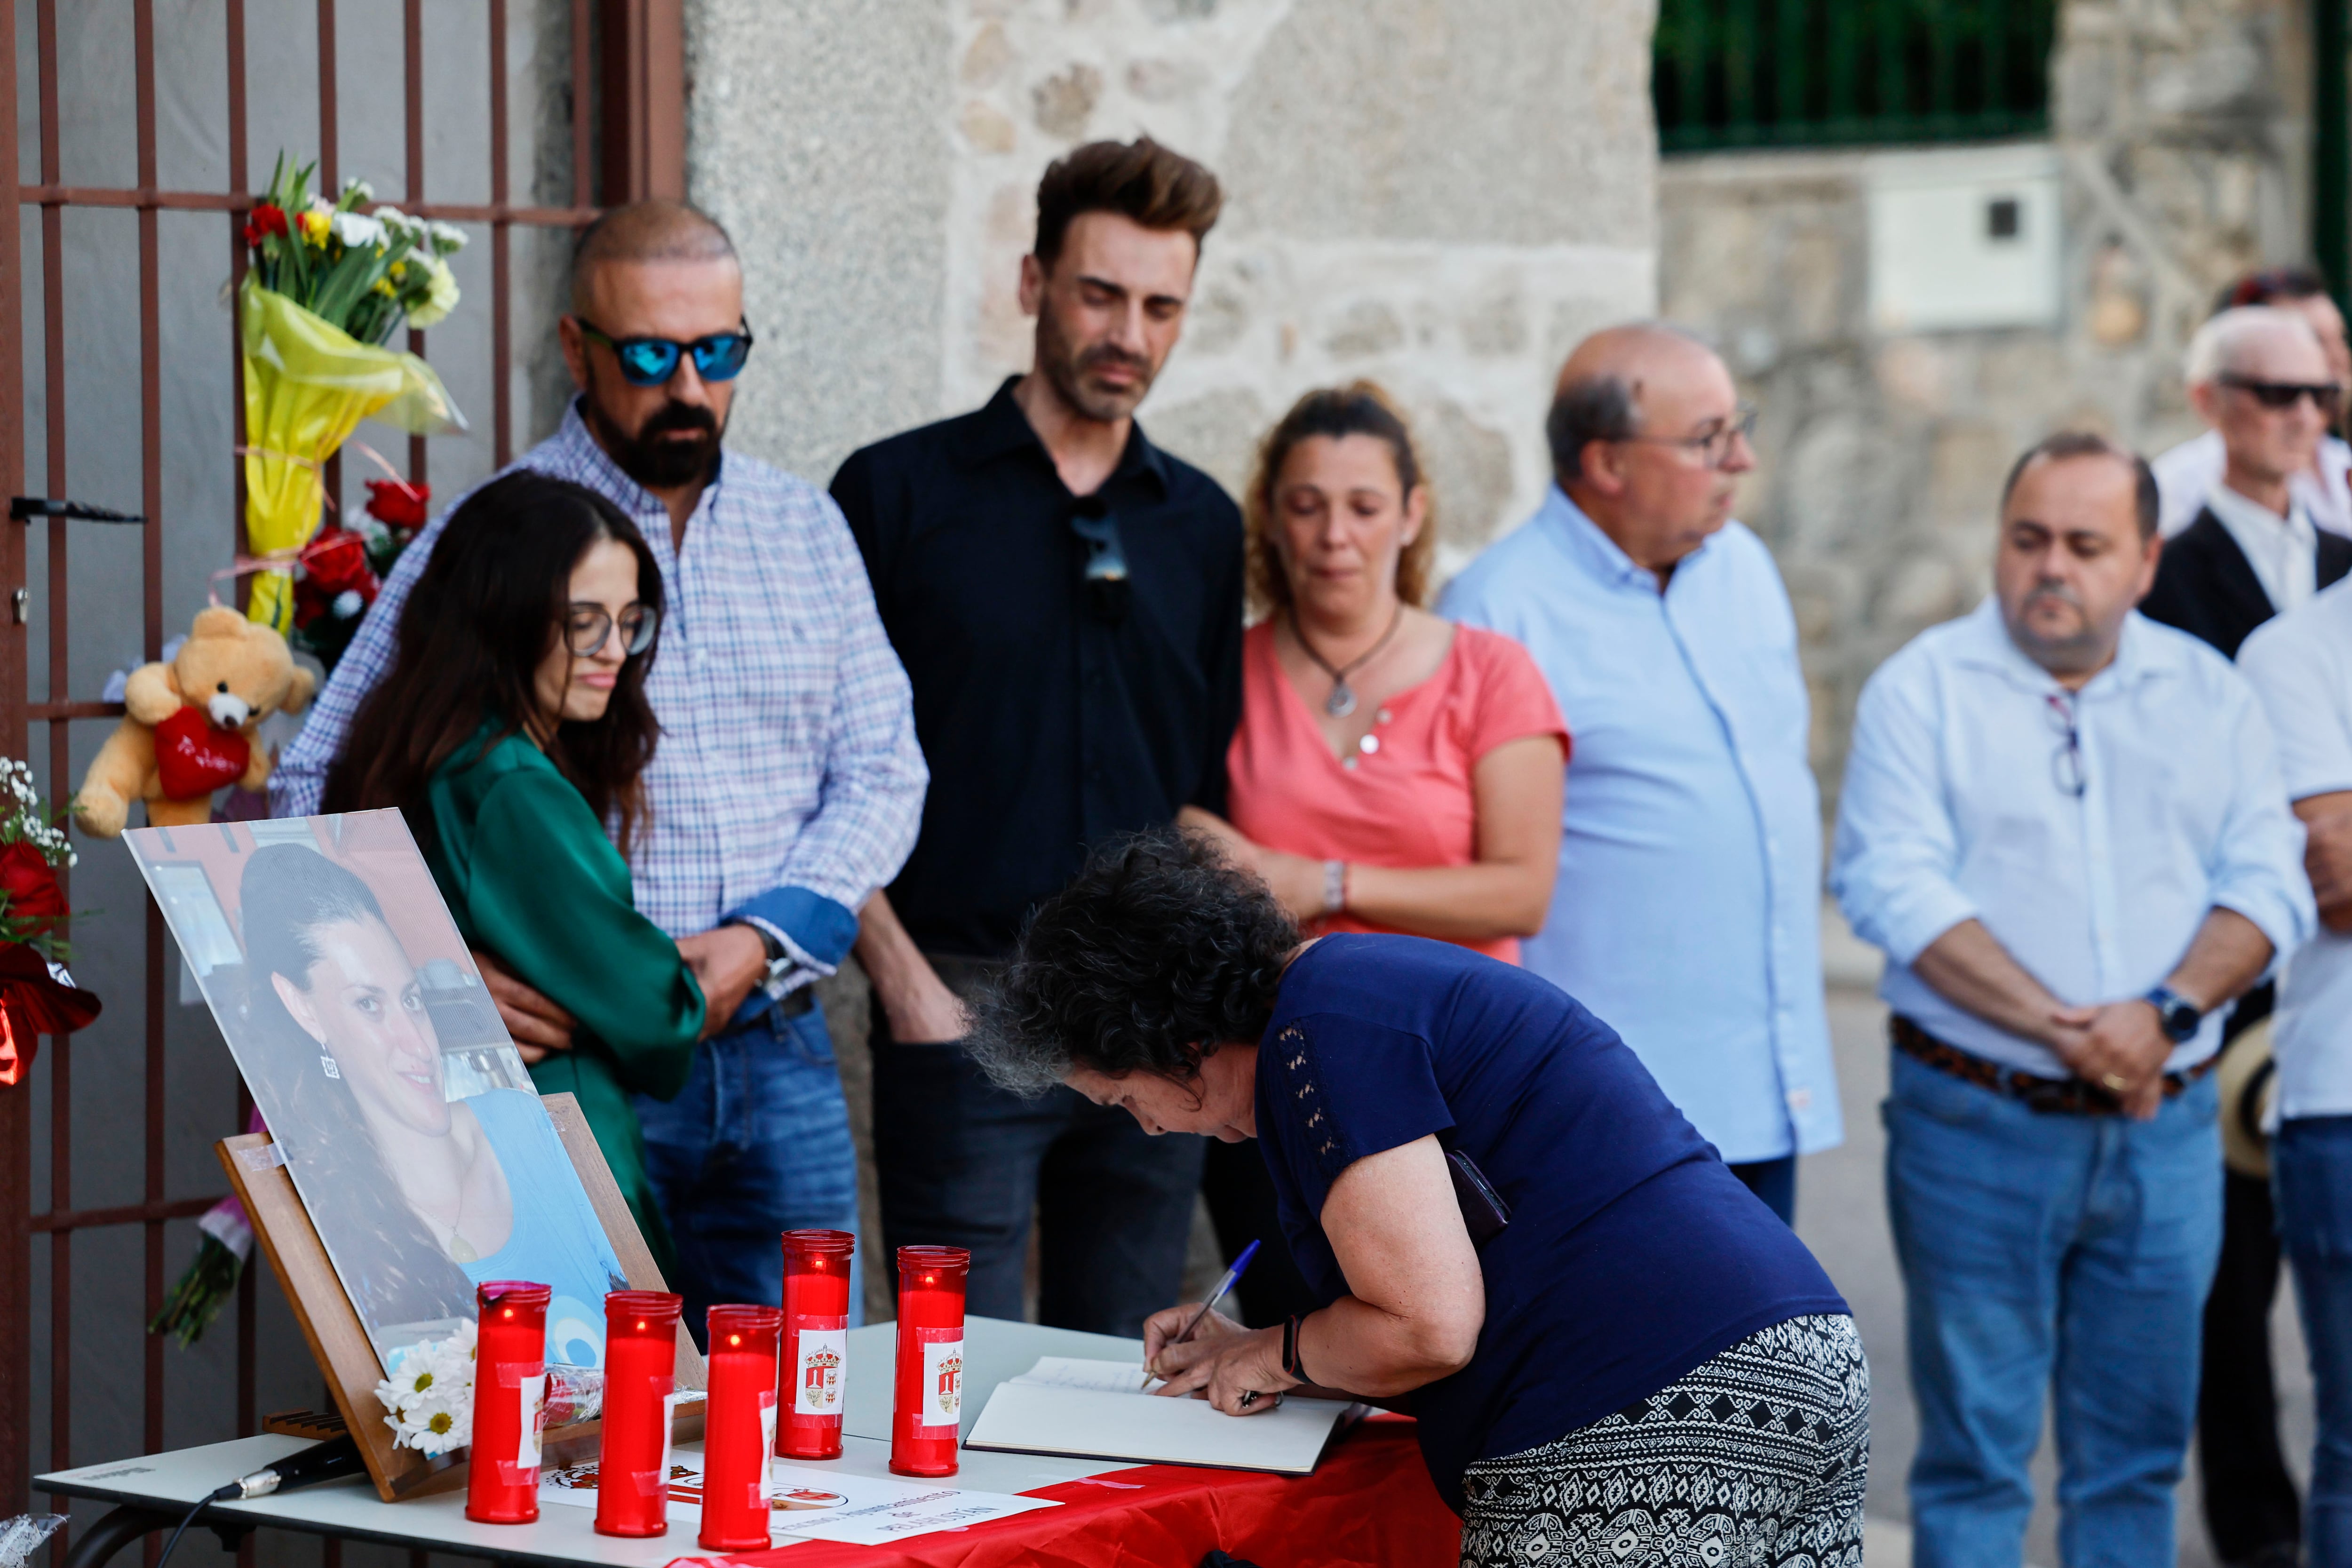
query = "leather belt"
xmin=1891 ymin=1015 xmax=2216 ymax=1116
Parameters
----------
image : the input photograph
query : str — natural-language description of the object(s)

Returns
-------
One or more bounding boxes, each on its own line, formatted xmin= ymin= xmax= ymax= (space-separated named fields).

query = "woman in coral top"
xmin=1181 ymin=382 xmax=1568 ymax=1320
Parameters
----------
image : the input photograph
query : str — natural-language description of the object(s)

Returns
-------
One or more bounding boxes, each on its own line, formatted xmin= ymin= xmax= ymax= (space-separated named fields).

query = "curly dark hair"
xmin=968 ymin=828 xmax=1300 ymax=1097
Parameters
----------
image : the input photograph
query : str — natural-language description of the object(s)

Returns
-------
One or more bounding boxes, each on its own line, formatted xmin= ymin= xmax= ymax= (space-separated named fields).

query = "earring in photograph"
xmin=320 ymin=1054 xmax=341 ymax=1079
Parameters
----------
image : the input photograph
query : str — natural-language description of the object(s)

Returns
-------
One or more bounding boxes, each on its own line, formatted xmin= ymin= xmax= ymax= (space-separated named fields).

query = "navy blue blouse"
xmin=1256 ymin=935 xmax=1847 ymax=1508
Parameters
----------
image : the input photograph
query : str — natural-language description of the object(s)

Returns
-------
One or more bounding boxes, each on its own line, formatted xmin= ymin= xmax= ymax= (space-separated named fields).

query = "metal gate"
xmin=0 ymin=0 xmax=686 ymax=1553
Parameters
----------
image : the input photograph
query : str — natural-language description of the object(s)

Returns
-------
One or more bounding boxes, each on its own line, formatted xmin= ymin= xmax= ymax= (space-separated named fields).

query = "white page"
xmin=768 ymin=1481 xmax=1060 ymax=1547
xmin=965 ymin=1379 xmax=1360 ymax=1474
xmin=1005 ymin=1355 xmax=1158 ymax=1393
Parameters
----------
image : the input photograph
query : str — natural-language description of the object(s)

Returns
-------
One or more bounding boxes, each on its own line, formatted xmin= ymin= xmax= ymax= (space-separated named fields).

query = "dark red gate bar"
xmin=0 ymin=1 xmax=690 ymax=1549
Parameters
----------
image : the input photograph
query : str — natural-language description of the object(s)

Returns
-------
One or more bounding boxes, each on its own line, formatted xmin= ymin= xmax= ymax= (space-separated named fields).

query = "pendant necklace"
xmin=1293 ymin=602 xmax=1405 ymax=719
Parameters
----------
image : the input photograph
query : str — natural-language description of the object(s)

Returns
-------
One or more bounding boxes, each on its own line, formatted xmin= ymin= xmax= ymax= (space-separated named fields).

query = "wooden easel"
xmin=217 ymin=1091 xmax=707 ymax=1503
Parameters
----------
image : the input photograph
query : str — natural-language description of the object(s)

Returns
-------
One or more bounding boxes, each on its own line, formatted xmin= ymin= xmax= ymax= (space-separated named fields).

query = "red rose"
xmin=364 ymin=478 xmax=430 ymax=530
xmin=243 ymin=202 xmax=287 ymax=248
xmin=0 ymin=841 xmax=67 ymax=931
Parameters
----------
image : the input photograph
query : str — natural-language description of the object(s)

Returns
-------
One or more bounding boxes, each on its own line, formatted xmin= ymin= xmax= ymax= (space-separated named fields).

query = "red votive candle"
xmin=594 ymin=1290 xmax=683 ymax=1538
xmin=779 ymin=1229 xmax=855 ymax=1460
xmin=465 ymin=1281 xmax=549 ymax=1524
xmin=700 ymin=1305 xmax=783 ymax=1552
xmin=889 ymin=1246 xmax=969 ymax=1478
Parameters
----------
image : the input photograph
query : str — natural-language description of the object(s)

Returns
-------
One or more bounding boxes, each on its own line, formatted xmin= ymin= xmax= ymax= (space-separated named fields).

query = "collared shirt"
xmin=2204 ymin=483 xmax=2320 ymax=615
xmin=274 ymin=401 xmax=929 ymax=990
xmin=2153 ymin=429 xmax=2352 ymax=540
xmin=2239 ymin=579 xmax=2352 ymax=1119
xmin=831 ymin=377 xmax=1244 ymax=959
xmin=1831 ymin=597 xmax=2313 ymax=1078
xmin=1437 ymin=486 xmax=1840 ymax=1162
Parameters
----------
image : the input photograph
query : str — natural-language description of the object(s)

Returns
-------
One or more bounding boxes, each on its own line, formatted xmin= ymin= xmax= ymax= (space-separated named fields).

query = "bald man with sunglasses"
xmin=278 ymin=200 xmax=927 ymax=1340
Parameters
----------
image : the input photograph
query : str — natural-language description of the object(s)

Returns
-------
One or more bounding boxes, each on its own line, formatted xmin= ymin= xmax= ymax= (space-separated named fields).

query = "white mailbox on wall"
xmin=1867 ymin=142 xmax=2062 ymax=334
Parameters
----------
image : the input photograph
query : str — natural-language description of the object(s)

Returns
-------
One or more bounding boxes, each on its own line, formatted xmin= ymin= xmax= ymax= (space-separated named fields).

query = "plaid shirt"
xmin=274 ymin=402 xmax=926 ymax=971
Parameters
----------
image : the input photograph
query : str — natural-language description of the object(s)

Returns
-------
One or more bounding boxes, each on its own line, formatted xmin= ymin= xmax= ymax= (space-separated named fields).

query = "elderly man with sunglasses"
xmin=276 ymin=200 xmax=927 ymax=1339
xmin=1832 ymin=431 xmax=2313 ymax=1567
xmin=2142 ymin=306 xmax=2352 ymax=1568
xmin=1439 ymin=323 xmax=1842 ymax=1225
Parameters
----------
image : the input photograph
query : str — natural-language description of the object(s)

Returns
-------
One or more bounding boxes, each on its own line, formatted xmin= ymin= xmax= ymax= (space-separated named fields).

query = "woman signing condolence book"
xmin=971 ymin=831 xmax=1867 ymax=1568
xmin=326 ymin=471 xmax=706 ymax=1276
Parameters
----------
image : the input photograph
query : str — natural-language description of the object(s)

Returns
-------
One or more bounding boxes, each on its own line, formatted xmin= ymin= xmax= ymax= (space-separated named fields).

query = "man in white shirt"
xmin=1832 ymin=432 xmax=2313 ymax=1567
xmin=2240 ymin=580 xmax=2352 ymax=1568
xmin=2153 ymin=266 xmax=2352 ymax=540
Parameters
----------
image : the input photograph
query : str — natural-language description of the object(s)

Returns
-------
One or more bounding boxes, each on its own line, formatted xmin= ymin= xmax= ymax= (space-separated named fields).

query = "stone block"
xmin=1145 ymin=387 xmax=1271 ymax=501
xmin=1031 ymin=61 xmax=1103 ymax=140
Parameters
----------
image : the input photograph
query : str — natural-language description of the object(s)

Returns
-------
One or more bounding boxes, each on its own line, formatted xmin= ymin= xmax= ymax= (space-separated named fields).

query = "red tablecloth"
xmin=709 ymin=1419 xmax=1459 ymax=1568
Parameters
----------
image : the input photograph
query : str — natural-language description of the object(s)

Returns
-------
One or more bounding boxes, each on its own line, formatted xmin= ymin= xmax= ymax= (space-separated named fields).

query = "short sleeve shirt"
xmin=2239 ymin=579 xmax=2352 ymax=1118
xmin=1226 ymin=622 xmax=1569 ymax=963
xmin=1257 ymin=935 xmax=1847 ymax=1509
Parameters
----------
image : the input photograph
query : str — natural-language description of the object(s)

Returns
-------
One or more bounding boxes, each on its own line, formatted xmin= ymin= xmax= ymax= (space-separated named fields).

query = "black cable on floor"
xmin=152 ymin=1483 xmax=240 ymax=1568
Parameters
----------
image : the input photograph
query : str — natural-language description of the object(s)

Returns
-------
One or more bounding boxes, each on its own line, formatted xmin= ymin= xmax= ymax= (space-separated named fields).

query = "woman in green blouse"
xmin=326 ymin=470 xmax=704 ymax=1278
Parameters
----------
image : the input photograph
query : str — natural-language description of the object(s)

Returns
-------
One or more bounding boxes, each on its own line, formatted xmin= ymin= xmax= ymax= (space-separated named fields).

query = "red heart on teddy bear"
xmin=153 ymin=706 xmax=251 ymax=801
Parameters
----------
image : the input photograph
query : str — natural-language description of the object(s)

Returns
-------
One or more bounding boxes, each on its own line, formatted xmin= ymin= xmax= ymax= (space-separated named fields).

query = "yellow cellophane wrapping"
xmin=238 ymin=274 xmax=464 ymax=631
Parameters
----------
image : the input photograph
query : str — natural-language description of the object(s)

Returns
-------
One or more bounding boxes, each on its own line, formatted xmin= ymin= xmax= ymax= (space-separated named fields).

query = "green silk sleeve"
xmin=465 ymin=768 xmax=706 ymax=1100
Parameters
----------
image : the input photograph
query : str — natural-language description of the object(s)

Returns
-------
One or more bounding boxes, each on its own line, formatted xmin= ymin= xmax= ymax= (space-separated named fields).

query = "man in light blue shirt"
xmin=1832 ymin=432 xmax=2312 ymax=1567
xmin=1441 ymin=324 xmax=1840 ymax=1221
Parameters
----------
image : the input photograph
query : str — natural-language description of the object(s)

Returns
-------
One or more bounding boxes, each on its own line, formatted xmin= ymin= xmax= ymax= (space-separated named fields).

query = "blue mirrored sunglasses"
xmin=576 ymin=318 xmax=755 ymax=387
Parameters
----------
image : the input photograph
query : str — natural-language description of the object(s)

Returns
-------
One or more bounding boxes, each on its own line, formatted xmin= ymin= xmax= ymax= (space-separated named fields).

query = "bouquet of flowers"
xmin=0 ymin=759 xmax=98 ymax=1092
xmin=373 ymin=1319 xmax=478 ymax=1457
xmin=238 ymin=154 xmax=466 ymax=636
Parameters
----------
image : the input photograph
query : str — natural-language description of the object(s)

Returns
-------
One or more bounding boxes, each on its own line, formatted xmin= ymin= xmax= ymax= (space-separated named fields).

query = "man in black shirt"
xmin=831 ymin=139 xmax=1243 ymax=1335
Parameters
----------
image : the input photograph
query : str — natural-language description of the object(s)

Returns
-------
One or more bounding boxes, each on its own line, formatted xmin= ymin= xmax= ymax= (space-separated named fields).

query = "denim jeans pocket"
xmin=782 ymin=1003 xmax=836 ymax=1066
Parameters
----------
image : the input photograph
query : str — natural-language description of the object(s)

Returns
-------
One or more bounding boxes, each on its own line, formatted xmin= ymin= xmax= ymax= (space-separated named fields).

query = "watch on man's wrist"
xmin=734 ymin=920 xmax=789 ymax=972
xmin=2145 ymin=984 xmax=2203 ymax=1044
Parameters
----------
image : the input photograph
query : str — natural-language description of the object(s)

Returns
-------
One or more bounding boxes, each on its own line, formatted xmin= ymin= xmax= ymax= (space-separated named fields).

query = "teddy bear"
xmin=74 ymin=605 xmax=318 ymax=837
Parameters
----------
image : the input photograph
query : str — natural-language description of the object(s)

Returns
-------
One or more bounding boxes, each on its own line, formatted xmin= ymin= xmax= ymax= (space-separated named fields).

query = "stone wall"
xmin=1658 ymin=0 xmax=2311 ymax=803
xmin=686 ymin=0 xmax=1660 ymax=571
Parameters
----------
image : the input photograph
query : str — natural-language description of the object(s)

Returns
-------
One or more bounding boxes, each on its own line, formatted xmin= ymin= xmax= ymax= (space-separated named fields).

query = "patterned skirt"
xmin=1457 ymin=1314 xmax=1869 ymax=1568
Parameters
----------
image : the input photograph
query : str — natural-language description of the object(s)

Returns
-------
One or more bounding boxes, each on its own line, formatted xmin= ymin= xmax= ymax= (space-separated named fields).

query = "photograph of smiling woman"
xmin=236 ymin=841 xmax=625 ymax=1361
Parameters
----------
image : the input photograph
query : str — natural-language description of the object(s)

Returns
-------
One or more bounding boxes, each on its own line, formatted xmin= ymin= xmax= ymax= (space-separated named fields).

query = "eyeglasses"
xmin=2218 ymin=374 xmax=2344 ymax=416
xmin=1069 ymin=496 xmax=1129 ymax=624
xmin=575 ymin=318 xmax=756 ymax=387
xmin=2046 ymin=693 xmax=2086 ymax=798
xmin=1617 ymin=402 xmax=1759 ymax=470
xmin=565 ymin=601 xmax=660 ymax=658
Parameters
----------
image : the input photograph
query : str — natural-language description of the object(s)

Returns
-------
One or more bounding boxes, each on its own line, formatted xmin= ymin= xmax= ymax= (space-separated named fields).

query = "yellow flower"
xmin=388 ymin=260 xmax=406 ymax=280
xmin=373 ymin=277 xmax=397 ymax=297
xmin=404 ymin=255 xmax=461 ymax=329
xmin=296 ymin=207 xmax=330 ymax=247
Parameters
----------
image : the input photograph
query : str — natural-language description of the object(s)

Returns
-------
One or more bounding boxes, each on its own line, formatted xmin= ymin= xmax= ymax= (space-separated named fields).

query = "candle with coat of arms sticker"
xmin=778 ymin=1229 xmax=854 ymax=1459
xmin=699 ymin=1304 xmax=782 ymax=1551
xmin=594 ymin=1290 xmax=683 ymax=1537
xmin=465 ymin=1281 xmax=549 ymax=1523
xmin=889 ymin=1245 xmax=969 ymax=1477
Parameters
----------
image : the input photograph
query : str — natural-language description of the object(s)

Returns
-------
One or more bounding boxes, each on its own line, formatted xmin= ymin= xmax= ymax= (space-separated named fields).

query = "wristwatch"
xmin=731 ymin=920 xmax=796 ymax=997
xmin=2144 ymin=984 xmax=2203 ymax=1044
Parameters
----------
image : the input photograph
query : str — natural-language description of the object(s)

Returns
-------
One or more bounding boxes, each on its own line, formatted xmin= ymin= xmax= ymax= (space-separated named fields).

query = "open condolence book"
xmin=963 ymin=1357 xmax=1366 ymax=1474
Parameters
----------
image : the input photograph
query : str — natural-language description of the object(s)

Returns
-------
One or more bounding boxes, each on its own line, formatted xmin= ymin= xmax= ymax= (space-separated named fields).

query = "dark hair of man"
xmin=968 ymin=827 xmax=1299 ymax=1098
xmin=324 ymin=471 xmax=665 ymax=857
xmin=1244 ymin=381 xmax=1436 ymax=616
xmin=238 ymin=844 xmax=476 ymax=1324
xmin=1997 ymin=430 xmax=2160 ymax=541
xmin=1032 ymin=137 xmax=1223 ymax=270
xmin=1545 ymin=373 xmax=1640 ymax=483
xmin=569 ymin=199 xmax=738 ymax=312
xmin=2216 ymin=266 xmax=2331 ymax=314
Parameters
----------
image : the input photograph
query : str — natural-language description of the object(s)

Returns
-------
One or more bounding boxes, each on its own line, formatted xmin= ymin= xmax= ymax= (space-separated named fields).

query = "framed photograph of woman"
xmin=126 ymin=808 xmax=629 ymax=1373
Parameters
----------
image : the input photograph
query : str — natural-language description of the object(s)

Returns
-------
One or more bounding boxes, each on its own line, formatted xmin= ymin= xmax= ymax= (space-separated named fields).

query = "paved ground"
xmin=1804 ymin=984 xmax=2316 ymax=1567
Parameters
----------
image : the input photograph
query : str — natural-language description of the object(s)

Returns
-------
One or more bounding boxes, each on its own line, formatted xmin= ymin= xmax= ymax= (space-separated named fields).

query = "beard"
xmin=2008 ymin=582 xmax=2108 ymax=671
xmin=584 ymin=380 xmax=724 ymax=490
xmin=1037 ymin=299 xmax=1158 ymax=423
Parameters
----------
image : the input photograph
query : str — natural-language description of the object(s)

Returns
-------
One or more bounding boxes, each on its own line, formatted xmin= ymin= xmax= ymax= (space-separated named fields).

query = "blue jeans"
xmin=1884 ymin=1051 xmax=2222 ymax=1568
xmin=633 ymin=998 xmax=863 ymax=1348
xmin=2274 ymin=1115 xmax=2352 ymax=1567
